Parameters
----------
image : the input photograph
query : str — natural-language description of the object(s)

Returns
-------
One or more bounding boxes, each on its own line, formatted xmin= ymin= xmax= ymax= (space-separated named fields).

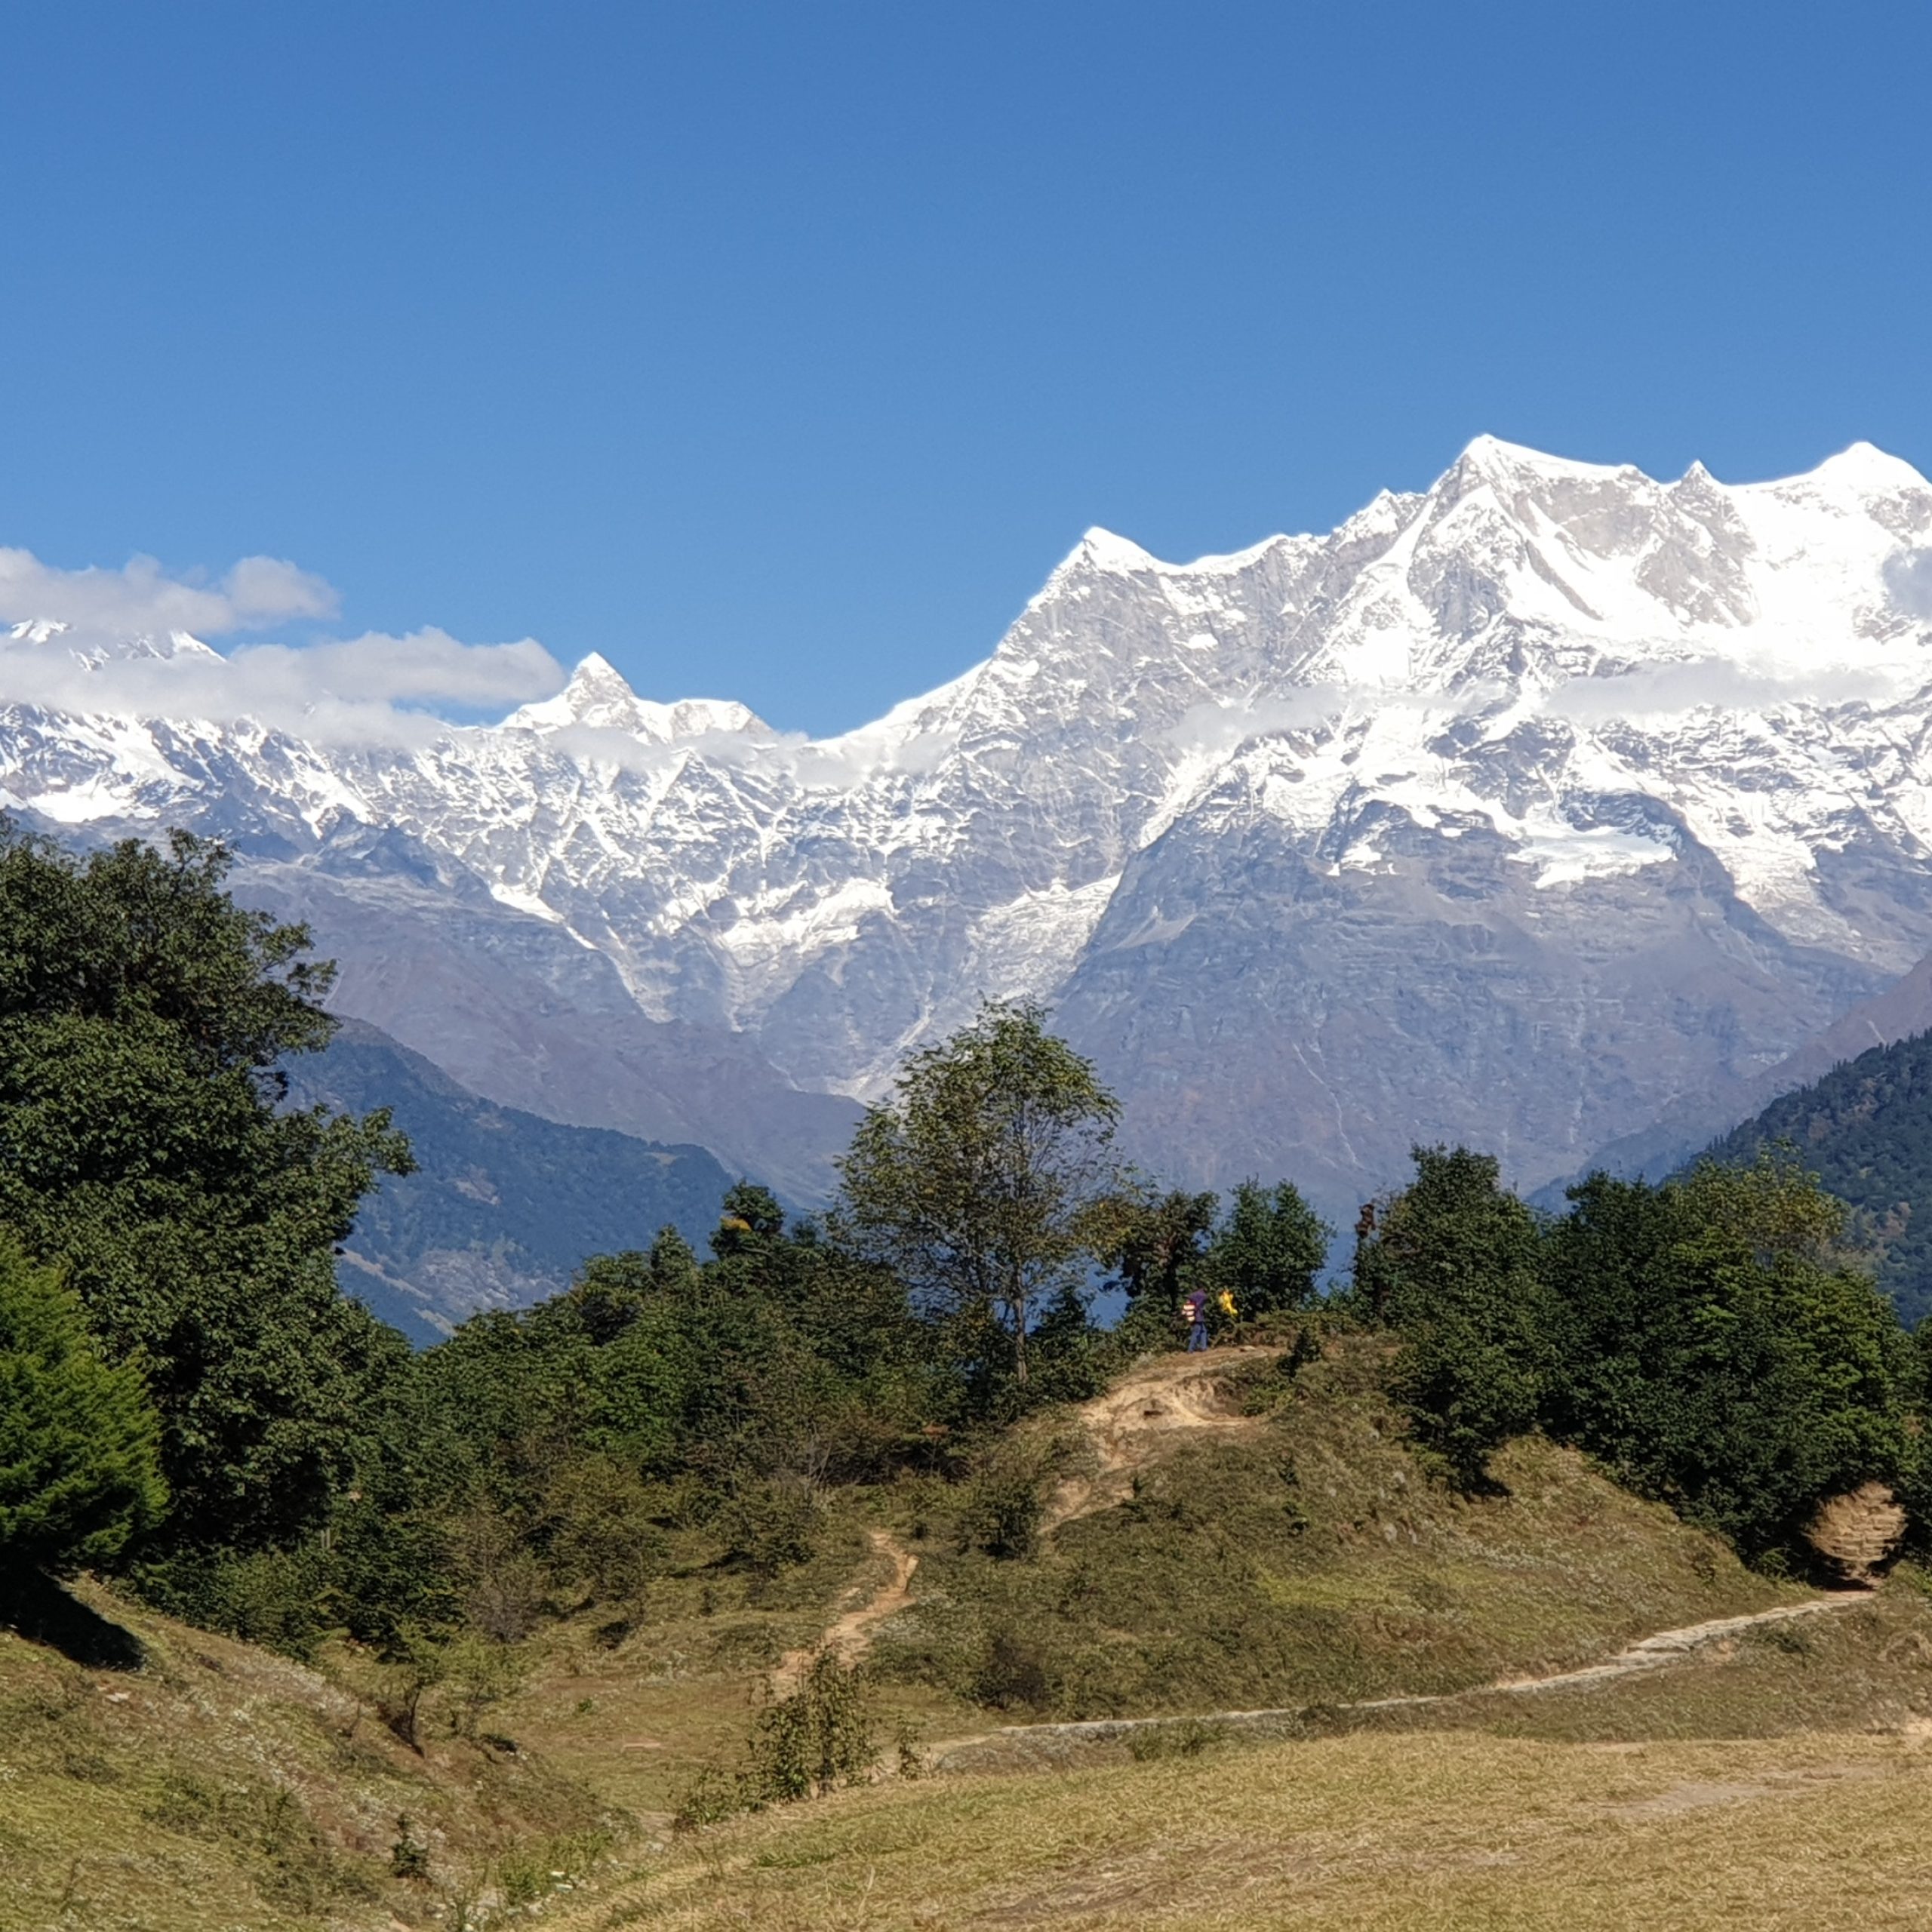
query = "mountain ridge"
xmin=5 ymin=436 xmax=1931 ymax=1214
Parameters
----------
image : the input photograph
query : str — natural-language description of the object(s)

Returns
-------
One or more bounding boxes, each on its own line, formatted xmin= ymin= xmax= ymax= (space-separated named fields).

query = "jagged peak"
xmin=1447 ymin=434 xmax=1637 ymax=488
xmin=503 ymin=653 xmax=764 ymax=741
xmin=568 ymin=650 xmax=628 ymax=686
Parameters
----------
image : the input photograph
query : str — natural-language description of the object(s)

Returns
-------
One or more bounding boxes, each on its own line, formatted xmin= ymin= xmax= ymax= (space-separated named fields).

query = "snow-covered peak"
xmin=504 ymin=652 xmax=766 ymax=742
xmin=1452 ymin=433 xmax=1632 ymax=483
xmin=1069 ymin=528 xmax=1158 ymax=574
xmin=1801 ymin=440 xmax=1928 ymax=490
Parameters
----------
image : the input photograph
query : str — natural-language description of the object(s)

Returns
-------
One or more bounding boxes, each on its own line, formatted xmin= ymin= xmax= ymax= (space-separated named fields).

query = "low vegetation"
xmin=7 ymin=821 xmax=1932 ymax=1926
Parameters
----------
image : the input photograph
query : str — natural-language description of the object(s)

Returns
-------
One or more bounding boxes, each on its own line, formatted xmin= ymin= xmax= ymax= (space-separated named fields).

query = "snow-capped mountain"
xmin=6 ymin=435 xmax=1932 ymax=1214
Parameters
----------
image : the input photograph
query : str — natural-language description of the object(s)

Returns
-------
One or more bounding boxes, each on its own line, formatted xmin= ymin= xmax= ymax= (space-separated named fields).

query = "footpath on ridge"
xmin=766 ymin=1348 xmax=1869 ymax=1766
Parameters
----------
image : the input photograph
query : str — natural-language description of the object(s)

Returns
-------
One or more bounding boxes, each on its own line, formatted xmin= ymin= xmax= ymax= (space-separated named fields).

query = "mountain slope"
xmin=286 ymin=1018 xmax=734 ymax=1340
xmin=1706 ymin=1029 xmax=1932 ymax=1322
xmin=5 ymin=436 xmax=1932 ymax=1214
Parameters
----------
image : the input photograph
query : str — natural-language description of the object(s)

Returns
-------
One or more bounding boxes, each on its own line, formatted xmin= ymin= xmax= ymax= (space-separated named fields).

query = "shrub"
xmin=715 ymin=1481 xmax=819 ymax=1576
xmin=956 ymin=1444 xmax=1049 ymax=1560
xmin=974 ymin=1627 xmax=1051 ymax=1710
xmin=741 ymin=1649 xmax=877 ymax=1803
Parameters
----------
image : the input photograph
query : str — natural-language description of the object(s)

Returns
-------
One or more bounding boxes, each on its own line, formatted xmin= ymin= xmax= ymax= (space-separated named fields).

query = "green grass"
xmin=869 ymin=1338 xmax=1789 ymax=1719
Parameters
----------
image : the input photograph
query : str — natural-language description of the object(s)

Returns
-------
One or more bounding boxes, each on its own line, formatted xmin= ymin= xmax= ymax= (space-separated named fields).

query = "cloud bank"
xmin=0 ymin=548 xmax=565 ymax=744
xmin=0 ymin=547 xmax=337 ymax=636
xmin=1886 ymin=549 xmax=1932 ymax=620
xmin=1541 ymin=654 xmax=1904 ymax=721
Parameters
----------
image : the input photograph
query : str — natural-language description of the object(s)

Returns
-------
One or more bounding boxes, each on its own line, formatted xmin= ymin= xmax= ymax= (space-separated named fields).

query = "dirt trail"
xmin=926 ymin=1594 xmax=1867 ymax=1767
xmin=771 ymin=1528 xmax=918 ymax=1692
xmin=771 ymin=1352 xmax=1263 ymax=1693
xmin=1044 ymin=1348 xmax=1274 ymax=1529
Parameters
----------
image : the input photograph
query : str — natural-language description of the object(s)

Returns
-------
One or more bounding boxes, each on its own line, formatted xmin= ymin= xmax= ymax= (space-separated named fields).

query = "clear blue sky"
xmin=2 ymin=2 xmax=1927 ymax=735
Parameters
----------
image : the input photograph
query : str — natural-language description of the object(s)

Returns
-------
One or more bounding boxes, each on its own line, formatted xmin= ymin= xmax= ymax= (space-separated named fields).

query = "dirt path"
xmin=927 ymin=1594 xmax=1866 ymax=1766
xmin=1044 ymin=1348 xmax=1275 ymax=1529
xmin=771 ymin=1529 xmax=918 ymax=1693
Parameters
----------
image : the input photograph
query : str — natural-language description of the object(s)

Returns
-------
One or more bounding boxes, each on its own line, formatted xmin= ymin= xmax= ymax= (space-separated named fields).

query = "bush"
xmin=678 ymin=1651 xmax=878 ymax=1823
xmin=742 ymin=1650 xmax=877 ymax=1803
xmin=543 ymin=1454 xmax=669 ymax=1607
xmin=974 ymin=1626 xmax=1051 ymax=1710
xmin=131 ymin=1543 xmax=333 ymax=1660
xmin=955 ymin=1453 xmax=1047 ymax=1561
xmin=715 ymin=1481 xmax=819 ymax=1576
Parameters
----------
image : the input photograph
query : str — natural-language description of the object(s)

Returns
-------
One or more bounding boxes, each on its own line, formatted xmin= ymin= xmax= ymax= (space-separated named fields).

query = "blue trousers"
xmin=1187 ymin=1321 xmax=1209 ymax=1352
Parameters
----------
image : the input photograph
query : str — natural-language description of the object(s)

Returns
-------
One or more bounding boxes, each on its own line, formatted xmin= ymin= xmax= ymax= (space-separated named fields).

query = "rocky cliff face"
xmin=6 ymin=435 xmax=1932 ymax=1214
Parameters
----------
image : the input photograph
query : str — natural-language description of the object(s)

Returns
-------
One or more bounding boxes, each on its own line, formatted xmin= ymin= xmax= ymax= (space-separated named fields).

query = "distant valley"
xmin=283 ymin=1017 xmax=732 ymax=1340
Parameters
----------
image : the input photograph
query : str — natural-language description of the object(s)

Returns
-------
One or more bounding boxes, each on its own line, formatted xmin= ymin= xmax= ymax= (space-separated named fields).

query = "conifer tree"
xmin=0 ymin=1238 xmax=166 ymax=1573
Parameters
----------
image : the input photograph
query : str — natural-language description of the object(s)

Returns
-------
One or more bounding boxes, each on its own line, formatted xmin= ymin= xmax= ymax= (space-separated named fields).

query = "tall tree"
xmin=835 ymin=1001 xmax=1119 ymax=1387
xmin=1355 ymin=1146 xmax=1552 ymax=1486
xmin=0 ymin=1238 xmax=166 ymax=1574
xmin=0 ymin=826 xmax=412 ymax=1552
xmin=1094 ymin=1186 xmax=1217 ymax=1305
xmin=1204 ymin=1180 xmax=1331 ymax=1316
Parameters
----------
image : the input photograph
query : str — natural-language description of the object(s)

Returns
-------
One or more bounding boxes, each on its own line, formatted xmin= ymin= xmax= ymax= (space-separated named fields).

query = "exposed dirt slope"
xmin=1043 ymin=1346 xmax=1274 ymax=1528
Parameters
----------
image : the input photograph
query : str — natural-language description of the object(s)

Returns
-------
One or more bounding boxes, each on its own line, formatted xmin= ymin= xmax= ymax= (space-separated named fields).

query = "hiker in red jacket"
xmin=1181 ymin=1287 xmax=1211 ymax=1352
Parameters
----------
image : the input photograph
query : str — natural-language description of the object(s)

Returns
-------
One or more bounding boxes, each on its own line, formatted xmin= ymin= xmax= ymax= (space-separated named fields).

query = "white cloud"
xmin=1161 ymin=688 xmax=1349 ymax=755
xmin=0 ymin=547 xmax=337 ymax=635
xmin=537 ymin=718 xmax=962 ymax=790
xmin=1542 ymin=655 xmax=1903 ymax=721
xmin=0 ymin=546 xmax=565 ymax=744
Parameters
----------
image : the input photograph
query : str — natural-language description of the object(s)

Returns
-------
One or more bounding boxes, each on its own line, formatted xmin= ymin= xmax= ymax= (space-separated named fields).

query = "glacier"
xmin=5 ymin=434 xmax=1932 ymax=1215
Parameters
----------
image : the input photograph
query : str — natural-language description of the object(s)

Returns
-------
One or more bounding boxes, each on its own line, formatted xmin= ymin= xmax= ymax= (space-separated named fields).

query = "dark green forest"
xmin=2 ymin=826 xmax=1927 ymax=1700
xmin=1708 ymin=1029 xmax=1932 ymax=1323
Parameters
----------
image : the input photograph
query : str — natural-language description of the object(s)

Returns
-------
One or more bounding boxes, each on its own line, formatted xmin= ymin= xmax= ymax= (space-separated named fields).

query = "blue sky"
xmin=2 ymin=2 xmax=1927 ymax=735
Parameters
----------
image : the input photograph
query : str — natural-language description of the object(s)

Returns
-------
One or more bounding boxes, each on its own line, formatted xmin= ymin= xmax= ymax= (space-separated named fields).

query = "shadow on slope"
xmin=285 ymin=1017 xmax=734 ymax=1340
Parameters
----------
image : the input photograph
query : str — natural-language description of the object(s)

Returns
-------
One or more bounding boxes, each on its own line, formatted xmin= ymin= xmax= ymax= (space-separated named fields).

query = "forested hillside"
xmin=1706 ymin=1029 xmax=1932 ymax=1321
xmin=5 ymin=826 xmax=1932 ymax=1926
xmin=285 ymin=1019 xmax=731 ymax=1340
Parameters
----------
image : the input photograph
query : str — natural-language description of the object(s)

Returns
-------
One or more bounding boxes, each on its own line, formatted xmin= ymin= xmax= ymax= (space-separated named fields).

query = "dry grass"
xmin=872 ymin=1340 xmax=1794 ymax=1718
xmin=6 ymin=1346 xmax=1923 ymax=1930
xmin=0 ymin=1578 xmax=611 ymax=1931
xmin=551 ymin=1725 xmax=1932 ymax=1930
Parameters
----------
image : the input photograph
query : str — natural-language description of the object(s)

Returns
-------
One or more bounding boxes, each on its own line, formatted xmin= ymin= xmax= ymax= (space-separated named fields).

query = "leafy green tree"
xmin=1545 ymin=1152 xmax=1917 ymax=1558
xmin=835 ymin=1001 xmax=1121 ymax=1388
xmin=1355 ymin=1146 xmax=1552 ymax=1487
xmin=715 ymin=1182 xmax=786 ymax=1254
xmin=0 ymin=1238 xmax=166 ymax=1572
xmin=0 ymin=826 xmax=412 ymax=1552
xmin=1203 ymin=1180 xmax=1332 ymax=1317
xmin=1094 ymin=1186 xmax=1217 ymax=1306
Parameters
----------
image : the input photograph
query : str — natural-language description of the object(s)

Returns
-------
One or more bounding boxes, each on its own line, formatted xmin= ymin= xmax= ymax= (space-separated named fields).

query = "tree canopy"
xmin=0 ymin=1237 xmax=165 ymax=1574
xmin=0 ymin=826 xmax=412 ymax=1552
xmin=835 ymin=1001 xmax=1119 ymax=1386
